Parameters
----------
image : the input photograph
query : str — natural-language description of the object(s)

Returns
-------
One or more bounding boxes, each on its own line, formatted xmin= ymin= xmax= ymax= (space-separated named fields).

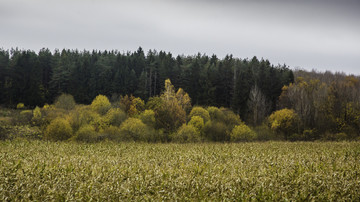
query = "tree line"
xmin=0 ymin=47 xmax=293 ymax=122
xmin=0 ymin=47 xmax=359 ymax=140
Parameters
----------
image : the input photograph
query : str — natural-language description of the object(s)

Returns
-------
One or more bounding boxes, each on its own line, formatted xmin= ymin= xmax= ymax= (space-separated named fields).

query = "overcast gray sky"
xmin=1 ymin=0 xmax=359 ymax=75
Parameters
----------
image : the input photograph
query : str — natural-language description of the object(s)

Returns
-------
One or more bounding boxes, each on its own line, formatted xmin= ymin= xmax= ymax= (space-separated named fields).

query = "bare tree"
xmin=247 ymin=85 xmax=270 ymax=125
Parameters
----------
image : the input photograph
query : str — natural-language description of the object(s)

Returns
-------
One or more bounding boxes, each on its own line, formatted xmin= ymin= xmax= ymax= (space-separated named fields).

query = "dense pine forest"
xmin=0 ymin=48 xmax=359 ymax=141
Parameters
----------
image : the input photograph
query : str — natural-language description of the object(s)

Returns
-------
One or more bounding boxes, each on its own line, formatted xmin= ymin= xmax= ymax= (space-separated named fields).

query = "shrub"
xmin=203 ymin=121 xmax=229 ymax=142
xmin=91 ymin=95 xmax=111 ymax=115
xmin=128 ymin=96 xmax=145 ymax=116
xmin=66 ymin=106 xmax=102 ymax=132
xmin=45 ymin=118 xmax=73 ymax=141
xmin=231 ymin=124 xmax=257 ymax=142
xmin=172 ymin=124 xmax=201 ymax=143
xmin=31 ymin=106 xmax=43 ymax=126
xmin=40 ymin=107 xmax=67 ymax=125
xmin=119 ymin=118 xmax=153 ymax=142
xmin=147 ymin=96 xmax=186 ymax=134
xmin=221 ymin=108 xmax=242 ymax=129
xmin=73 ymin=124 xmax=99 ymax=143
xmin=322 ymin=132 xmax=348 ymax=141
xmin=188 ymin=116 xmax=204 ymax=132
xmin=103 ymin=126 xmax=122 ymax=141
xmin=32 ymin=106 xmax=41 ymax=119
xmin=18 ymin=110 xmax=33 ymax=124
xmin=16 ymin=103 xmax=25 ymax=109
xmin=139 ymin=110 xmax=155 ymax=127
xmin=303 ymin=129 xmax=317 ymax=141
xmin=189 ymin=107 xmax=210 ymax=123
xmin=268 ymin=108 xmax=299 ymax=140
xmin=54 ymin=93 xmax=76 ymax=110
xmin=105 ymin=108 xmax=127 ymax=127
xmin=207 ymin=106 xmax=225 ymax=122
xmin=253 ymin=124 xmax=278 ymax=141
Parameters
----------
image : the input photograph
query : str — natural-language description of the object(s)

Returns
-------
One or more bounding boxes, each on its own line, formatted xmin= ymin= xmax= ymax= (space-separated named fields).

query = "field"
xmin=1 ymin=140 xmax=360 ymax=201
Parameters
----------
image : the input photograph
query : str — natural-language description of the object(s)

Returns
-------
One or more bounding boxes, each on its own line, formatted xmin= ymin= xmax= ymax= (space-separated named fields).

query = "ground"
xmin=1 ymin=140 xmax=360 ymax=200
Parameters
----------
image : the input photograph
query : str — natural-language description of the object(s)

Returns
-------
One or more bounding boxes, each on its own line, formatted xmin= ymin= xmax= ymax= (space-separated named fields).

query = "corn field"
xmin=1 ymin=140 xmax=360 ymax=200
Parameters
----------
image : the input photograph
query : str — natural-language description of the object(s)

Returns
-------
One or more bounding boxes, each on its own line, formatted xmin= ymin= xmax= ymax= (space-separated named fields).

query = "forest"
xmin=0 ymin=47 xmax=359 ymax=142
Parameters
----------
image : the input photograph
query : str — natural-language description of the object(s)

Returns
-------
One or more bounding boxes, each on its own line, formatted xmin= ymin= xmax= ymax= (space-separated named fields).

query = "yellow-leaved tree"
xmin=91 ymin=95 xmax=111 ymax=115
xmin=268 ymin=108 xmax=299 ymax=140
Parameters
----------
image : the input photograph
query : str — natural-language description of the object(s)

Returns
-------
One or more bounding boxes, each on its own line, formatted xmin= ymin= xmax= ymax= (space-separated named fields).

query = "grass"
xmin=1 ymin=139 xmax=360 ymax=200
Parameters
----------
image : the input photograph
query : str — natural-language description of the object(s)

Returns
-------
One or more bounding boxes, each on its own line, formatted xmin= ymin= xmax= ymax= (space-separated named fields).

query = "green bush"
xmin=303 ymin=129 xmax=317 ymax=141
xmin=45 ymin=118 xmax=73 ymax=141
xmin=31 ymin=106 xmax=43 ymax=126
xmin=41 ymin=106 xmax=67 ymax=125
xmin=32 ymin=106 xmax=41 ymax=119
xmin=207 ymin=106 xmax=225 ymax=122
xmin=105 ymin=108 xmax=127 ymax=126
xmin=67 ymin=106 xmax=102 ymax=132
xmin=16 ymin=103 xmax=25 ymax=109
xmin=146 ymin=96 xmax=186 ymax=134
xmin=54 ymin=93 xmax=76 ymax=110
xmin=188 ymin=116 xmax=204 ymax=132
xmin=203 ymin=121 xmax=229 ymax=142
xmin=73 ymin=124 xmax=99 ymax=143
xmin=253 ymin=124 xmax=278 ymax=141
xmin=221 ymin=108 xmax=242 ymax=129
xmin=322 ymin=132 xmax=348 ymax=141
xmin=189 ymin=107 xmax=210 ymax=123
xmin=172 ymin=124 xmax=201 ymax=143
xmin=231 ymin=123 xmax=257 ymax=142
xmin=119 ymin=118 xmax=154 ymax=142
xmin=18 ymin=110 xmax=33 ymax=124
xmin=91 ymin=95 xmax=111 ymax=115
xmin=103 ymin=126 xmax=122 ymax=141
xmin=139 ymin=110 xmax=155 ymax=127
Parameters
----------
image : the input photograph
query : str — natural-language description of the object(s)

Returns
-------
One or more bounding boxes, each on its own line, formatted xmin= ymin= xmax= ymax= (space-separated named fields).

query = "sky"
xmin=1 ymin=0 xmax=359 ymax=75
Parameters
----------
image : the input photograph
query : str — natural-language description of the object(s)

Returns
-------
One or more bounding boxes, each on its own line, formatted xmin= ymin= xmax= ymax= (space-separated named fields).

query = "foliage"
xmin=105 ymin=108 xmax=127 ymax=127
xmin=172 ymin=124 xmax=201 ymax=143
xmin=188 ymin=116 xmax=204 ymax=132
xmin=231 ymin=123 xmax=257 ymax=142
xmin=221 ymin=108 xmax=242 ymax=129
xmin=176 ymin=88 xmax=192 ymax=113
xmin=54 ymin=93 xmax=76 ymax=110
xmin=207 ymin=106 xmax=225 ymax=122
xmin=189 ymin=107 xmax=210 ymax=123
xmin=45 ymin=118 xmax=73 ymax=141
xmin=66 ymin=106 xmax=104 ymax=132
xmin=138 ymin=110 xmax=155 ymax=127
xmin=0 ymin=48 xmax=294 ymax=122
xmin=91 ymin=95 xmax=111 ymax=115
xmin=1 ymin=140 xmax=360 ymax=201
xmin=253 ymin=123 xmax=278 ymax=141
xmin=119 ymin=95 xmax=145 ymax=116
xmin=203 ymin=121 xmax=229 ymax=142
xmin=73 ymin=124 xmax=99 ymax=143
xmin=16 ymin=103 xmax=25 ymax=109
xmin=17 ymin=110 xmax=33 ymax=124
xmin=321 ymin=132 xmax=348 ymax=141
xmin=103 ymin=126 xmax=122 ymax=141
xmin=147 ymin=80 xmax=187 ymax=134
xmin=119 ymin=118 xmax=154 ymax=142
xmin=128 ymin=96 xmax=145 ymax=116
xmin=32 ymin=106 xmax=41 ymax=120
xmin=268 ymin=108 xmax=299 ymax=140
